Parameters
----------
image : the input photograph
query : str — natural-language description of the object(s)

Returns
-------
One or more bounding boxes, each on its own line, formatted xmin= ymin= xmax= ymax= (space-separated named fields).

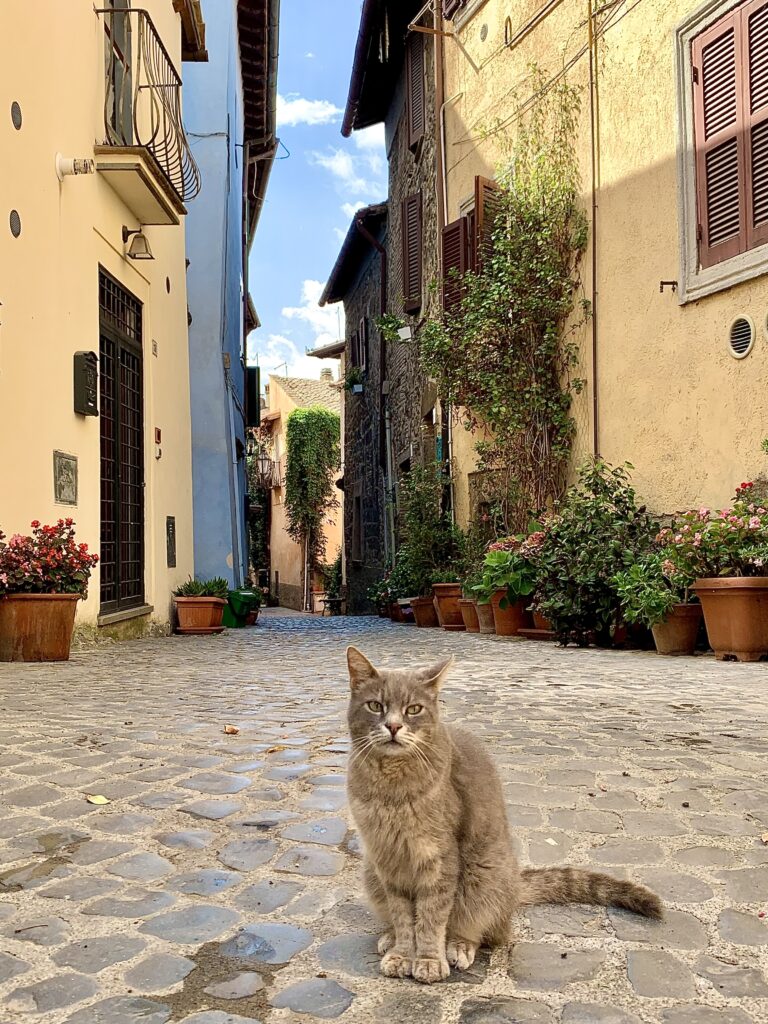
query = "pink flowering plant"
xmin=657 ymin=495 xmax=768 ymax=579
xmin=0 ymin=520 xmax=99 ymax=598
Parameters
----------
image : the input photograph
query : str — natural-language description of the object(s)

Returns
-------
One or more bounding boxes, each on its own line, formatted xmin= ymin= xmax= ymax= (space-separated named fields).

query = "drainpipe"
xmin=588 ymin=0 xmax=600 ymax=456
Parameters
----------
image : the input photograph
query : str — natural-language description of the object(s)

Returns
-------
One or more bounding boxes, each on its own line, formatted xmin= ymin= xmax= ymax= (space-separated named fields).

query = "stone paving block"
xmin=718 ymin=908 xmax=768 ymax=944
xmin=52 ymin=935 xmax=147 ymax=973
xmin=41 ymin=798 xmax=100 ymax=820
xmin=0 ymin=814 xmax=47 ymax=838
xmin=509 ymin=942 xmax=605 ymax=990
xmin=82 ymin=890 xmax=177 ymax=919
xmin=281 ymin=816 xmax=348 ymax=846
xmin=270 ymin=978 xmax=355 ymax=1018
xmin=626 ymin=949 xmax=696 ymax=998
xmin=69 ymin=838 xmax=135 ymax=865
xmin=621 ymin=811 xmax=689 ymax=836
xmin=608 ymin=908 xmax=708 ymax=948
xmin=3 ymin=914 xmax=70 ymax=946
xmin=217 ymin=922 xmax=312 ymax=964
xmin=0 ymin=951 xmax=29 ymax=984
xmin=660 ymin=1009 xmax=754 ymax=1023
xmin=309 ymin=773 xmax=347 ymax=787
xmin=218 ymin=839 xmax=278 ymax=871
xmin=590 ymin=839 xmax=664 ymax=864
xmin=178 ymin=772 xmax=252 ymax=795
xmin=140 ymin=905 xmax=241 ymax=943
xmin=64 ymin=995 xmax=172 ymax=1023
xmin=167 ymin=868 xmax=242 ymax=896
xmin=675 ymin=845 xmax=736 ymax=867
xmin=181 ymin=799 xmax=244 ymax=820
xmin=526 ymin=905 xmax=606 ymax=938
xmin=4 ymin=783 xmax=62 ymax=807
xmin=275 ymin=845 xmax=344 ymax=876
xmin=548 ymin=810 xmax=622 ymax=834
xmin=237 ymin=879 xmax=302 ymax=912
xmin=123 ymin=953 xmax=196 ymax=992
xmin=458 ymin=996 xmax=554 ymax=1022
xmin=107 ymin=852 xmax=175 ymax=881
xmin=636 ymin=868 xmax=714 ymax=903
xmin=204 ymin=972 xmax=265 ymax=998
xmin=229 ymin=809 xmax=300 ymax=831
xmin=300 ymin=788 xmax=347 ymax=811
xmin=155 ymin=829 xmax=215 ymax=850
xmin=561 ymin=1005 xmax=641 ymax=1024
xmin=38 ymin=877 xmax=122 ymax=901
xmin=718 ymin=866 xmax=768 ymax=900
xmin=7 ymin=971 xmax=98 ymax=1013
xmin=695 ymin=954 xmax=768 ymax=996
xmin=134 ymin=792 xmax=182 ymax=810
xmin=317 ymin=930 xmax=380 ymax=977
xmin=177 ymin=1014 xmax=262 ymax=1024
xmin=91 ymin=813 xmax=155 ymax=834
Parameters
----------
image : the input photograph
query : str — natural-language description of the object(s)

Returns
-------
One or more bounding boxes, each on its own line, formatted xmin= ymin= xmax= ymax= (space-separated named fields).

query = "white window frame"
xmin=677 ymin=0 xmax=768 ymax=302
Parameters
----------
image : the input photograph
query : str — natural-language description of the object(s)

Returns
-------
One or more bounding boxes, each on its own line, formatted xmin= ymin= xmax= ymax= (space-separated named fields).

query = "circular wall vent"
xmin=11 ymin=102 xmax=22 ymax=130
xmin=9 ymin=210 xmax=21 ymax=238
xmin=729 ymin=316 xmax=755 ymax=359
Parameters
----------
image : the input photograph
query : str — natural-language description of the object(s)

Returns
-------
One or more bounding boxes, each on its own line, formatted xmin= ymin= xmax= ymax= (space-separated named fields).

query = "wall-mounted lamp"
xmin=55 ymin=154 xmax=95 ymax=181
xmin=122 ymin=225 xmax=154 ymax=261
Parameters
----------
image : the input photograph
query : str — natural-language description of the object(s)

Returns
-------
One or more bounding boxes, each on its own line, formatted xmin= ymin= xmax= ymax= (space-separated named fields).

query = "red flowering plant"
xmin=0 ymin=520 xmax=99 ymax=598
xmin=657 ymin=494 xmax=768 ymax=580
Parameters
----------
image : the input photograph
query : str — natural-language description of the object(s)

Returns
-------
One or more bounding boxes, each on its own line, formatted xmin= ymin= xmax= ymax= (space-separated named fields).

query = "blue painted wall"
xmin=183 ymin=0 xmax=248 ymax=588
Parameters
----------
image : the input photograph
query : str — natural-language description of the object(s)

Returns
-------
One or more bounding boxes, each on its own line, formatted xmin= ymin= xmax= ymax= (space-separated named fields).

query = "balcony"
xmin=95 ymin=6 xmax=201 ymax=225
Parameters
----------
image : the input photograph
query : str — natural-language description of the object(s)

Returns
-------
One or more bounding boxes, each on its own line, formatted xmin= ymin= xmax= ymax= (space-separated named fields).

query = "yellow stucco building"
xmin=441 ymin=0 xmax=768 ymax=523
xmin=0 ymin=1 xmax=206 ymax=632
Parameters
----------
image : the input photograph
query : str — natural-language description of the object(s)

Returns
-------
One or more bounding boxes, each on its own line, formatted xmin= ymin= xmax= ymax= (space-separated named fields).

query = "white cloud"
xmin=341 ymin=200 xmax=368 ymax=220
xmin=353 ymin=124 xmax=386 ymax=151
xmin=309 ymin=149 xmax=371 ymax=194
xmin=247 ymin=333 xmax=339 ymax=382
xmin=276 ymin=93 xmax=342 ymax=128
xmin=305 ymin=52 xmax=315 ymax=59
xmin=282 ymin=280 xmax=343 ymax=350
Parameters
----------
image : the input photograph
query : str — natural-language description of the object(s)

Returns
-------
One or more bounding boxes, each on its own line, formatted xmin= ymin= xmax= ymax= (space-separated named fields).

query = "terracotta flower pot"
xmin=458 ymin=598 xmax=480 ymax=633
xmin=651 ymin=603 xmax=702 ymax=656
xmin=432 ymin=583 xmax=465 ymax=631
xmin=533 ymin=611 xmax=552 ymax=631
xmin=411 ymin=595 xmax=439 ymax=628
xmin=245 ymin=608 xmax=260 ymax=626
xmin=490 ymin=590 xmax=532 ymax=636
xmin=398 ymin=599 xmax=416 ymax=624
xmin=693 ymin=577 xmax=768 ymax=661
xmin=175 ymin=596 xmax=226 ymax=635
xmin=475 ymin=601 xmax=496 ymax=634
xmin=389 ymin=602 xmax=405 ymax=623
xmin=0 ymin=593 xmax=79 ymax=662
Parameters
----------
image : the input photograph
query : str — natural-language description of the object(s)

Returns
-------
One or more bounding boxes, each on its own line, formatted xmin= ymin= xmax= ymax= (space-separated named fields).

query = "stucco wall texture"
xmin=0 ymin=0 xmax=194 ymax=626
xmin=444 ymin=0 xmax=768 ymax=524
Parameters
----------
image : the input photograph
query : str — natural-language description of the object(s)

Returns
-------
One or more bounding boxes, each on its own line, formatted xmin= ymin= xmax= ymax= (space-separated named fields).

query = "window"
xmin=350 ymin=329 xmax=360 ymax=368
xmin=402 ymin=192 xmax=423 ymax=313
xmin=406 ymin=32 xmax=425 ymax=149
xmin=443 ymin=0 xmax=468 ymax=18
xmin=359 ymin=316 xmax=369 ymax=372
xmin=678 ymin=0 xmax=768 ymax=300
xmin=441 ymin=176 xmax=499 ymax=310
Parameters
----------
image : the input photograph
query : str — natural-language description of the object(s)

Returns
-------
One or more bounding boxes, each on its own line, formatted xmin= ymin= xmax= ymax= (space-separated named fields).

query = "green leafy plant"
xmin=343 ymin=366 xmax=364 ymax=392
xmin=284 ymin=406 xmax=341 ymax=573
xmin=534 ymin=460 xmax=657 ymax=646
xmin=320 ymin=551 xmax=343 ymax=600
xmin=613 ymin=555 xmax=689 ymax=629
xmin=475 ymin=547 xmax=537 ymax=608
xmin=418 ymin=70 xmax=589 ymax=531
xmin=397 ymin=466 xmax=464 ymax=596
xmin=173 ymin=577 xmax=229 ymax=600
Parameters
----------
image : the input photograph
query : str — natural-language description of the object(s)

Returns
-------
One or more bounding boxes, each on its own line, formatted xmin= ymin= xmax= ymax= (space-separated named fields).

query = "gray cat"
xmin=346 ymin=646 xmax=662 ymax=985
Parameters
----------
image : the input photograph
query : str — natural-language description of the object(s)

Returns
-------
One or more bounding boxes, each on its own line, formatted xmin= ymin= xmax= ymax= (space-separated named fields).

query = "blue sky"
xmin=246 ymin=0 xmax=386 ymax=380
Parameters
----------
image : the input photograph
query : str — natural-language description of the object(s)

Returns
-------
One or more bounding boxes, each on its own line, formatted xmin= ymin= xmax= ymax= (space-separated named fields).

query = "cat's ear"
xmin=421 ymin=655 xmax=454 ymax=691
xmin=347 ymin=646 xmax=379 ymax=690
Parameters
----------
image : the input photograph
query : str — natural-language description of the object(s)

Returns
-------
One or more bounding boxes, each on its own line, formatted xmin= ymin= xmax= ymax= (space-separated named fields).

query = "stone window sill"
xmin=98 ymin=604 xmax=154 ymax=628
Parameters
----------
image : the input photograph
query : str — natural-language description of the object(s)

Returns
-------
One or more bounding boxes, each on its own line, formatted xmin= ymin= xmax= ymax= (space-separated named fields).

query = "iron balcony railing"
xmin=97 ymin=6 xmax=201 ymax=202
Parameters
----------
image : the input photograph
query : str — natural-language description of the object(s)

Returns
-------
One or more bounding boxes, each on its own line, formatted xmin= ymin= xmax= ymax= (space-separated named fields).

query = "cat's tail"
xmin=520 ymin=867 xmax=662 ymax=919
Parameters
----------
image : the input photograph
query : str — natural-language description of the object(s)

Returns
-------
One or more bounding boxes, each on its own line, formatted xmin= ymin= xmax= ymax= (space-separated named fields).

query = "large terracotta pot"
xmin=175 ymin=597 xmax=226 ymax=635
xmin=476 ymin=602 xmax=496 ymax=634
xmin=411 ymin=595 xmax=439 ymax=628
xmin=432 ymin=583 xmax=465 ymax=631
xmin=490 ymin=590 xmax=532 ymax=636
xmin=693 ymin=577 xmax=768 ymax=661
xmin=651 ymin=603 xmax=702 ymax=656
xmin=533 ymin=611 xmax=552 ymax=631
xmin=0 ymin=593 xmax=79 ymax=662
xmin=398 ymin=599 xmax=416 ymax=624
xmin=458 ymin=598 xmax=480 ymax=633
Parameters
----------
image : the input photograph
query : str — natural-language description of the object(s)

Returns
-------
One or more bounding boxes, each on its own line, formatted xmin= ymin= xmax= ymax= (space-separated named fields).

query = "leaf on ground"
xmin=223 ymin=724 xmax=240 ymax=735
xmin=266 ymin=745 xmax=286 ymax=754
xmin=761 ymin=832 xmax=768 ymax=845
xmin=85 ymin=794 xmax=110 ymax=805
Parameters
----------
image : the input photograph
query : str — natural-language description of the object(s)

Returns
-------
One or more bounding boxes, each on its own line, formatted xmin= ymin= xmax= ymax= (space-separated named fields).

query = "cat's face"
xmin=346 ymin=646 xmax=453 ymax=759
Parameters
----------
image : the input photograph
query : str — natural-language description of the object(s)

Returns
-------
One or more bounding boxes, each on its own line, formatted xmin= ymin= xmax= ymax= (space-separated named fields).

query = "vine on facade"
xmin=416 ymin=72 xmax=590 ymax=531
xmin=284 ymin=406 xmax=341 ymax=571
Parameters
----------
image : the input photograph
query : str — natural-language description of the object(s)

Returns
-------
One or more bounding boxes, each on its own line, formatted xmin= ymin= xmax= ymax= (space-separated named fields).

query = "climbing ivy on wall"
xmin=418 ymin=72 xmax=590 ymax=531
xmin=284 ymin=406 xmax=341 ymax=571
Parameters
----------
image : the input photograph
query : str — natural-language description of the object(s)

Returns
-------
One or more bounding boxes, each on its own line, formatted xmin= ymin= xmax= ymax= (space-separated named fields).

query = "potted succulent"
xmin=614 ymin=554 xmax=702 ymax=656
xmin=659 ymin=492 xmax=768 ymax=661
xmin=0 ymin=519 xmax=99 ymax=662
xmin=173 ymin=577 xmax=229 ymax=635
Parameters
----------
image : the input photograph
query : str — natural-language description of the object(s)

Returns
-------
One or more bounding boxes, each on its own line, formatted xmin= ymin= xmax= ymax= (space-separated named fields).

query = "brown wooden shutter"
xmin=402 ymin=193 xmax=423 ymax=313
xmin=359 ymin=316 xmax=369 ymax=372
xmin=472 ymin=176 xmax=501 ymax=272
xmin=693 ymin=12 xmax=746 ymax=268
xmin=406 ymin=32 xmax=425 ymax=149
xmin=743 ymin=0 xmax=768 ymax=249
xmin=351 ymin=329 xmax=360 ymax=368
xmin=442 ymin=217 xmax=469 ymax=311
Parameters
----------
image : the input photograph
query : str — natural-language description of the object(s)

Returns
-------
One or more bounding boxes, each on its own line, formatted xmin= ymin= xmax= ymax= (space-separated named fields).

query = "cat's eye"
xmin=406 ymin=704 xmax=423 ymax=716
xmin=366 ymin=700 xmax=383 ymax=714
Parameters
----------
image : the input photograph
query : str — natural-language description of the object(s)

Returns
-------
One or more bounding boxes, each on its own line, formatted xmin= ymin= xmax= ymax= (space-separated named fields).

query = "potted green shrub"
xmin=475 ymin=540 xmax=536 ymax=637
xmin=173 ymin=577 xmax=229 ymax=635
xmin=0 ymin=519 xmax=99 ymax=662
xmin=344 ymin=367 xmax=364 ymax=395
xmin=614 ymin=554 xmax=701 ymax=656
xmin=659 ymin=493 xmax=768 ymax=661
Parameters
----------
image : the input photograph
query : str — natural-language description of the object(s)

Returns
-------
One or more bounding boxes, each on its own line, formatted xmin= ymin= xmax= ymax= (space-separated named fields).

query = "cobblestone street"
xmin=0 ymin=613 xmax=767 ymax=1024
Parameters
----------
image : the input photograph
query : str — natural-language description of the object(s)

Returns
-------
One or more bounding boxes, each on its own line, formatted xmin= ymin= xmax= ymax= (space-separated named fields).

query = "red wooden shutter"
xmin=443 ymin=0 xmax=466 ymax=19
xmin=472 ymin=176 xmax=501 ymax=272
xmin=406 ymin=32 xmax=425 ymax=149
xmin=743 ymin=0 xmax=768 ymax=249
xmin=693 ymin=13 xmax=746 ymax=268
xmin=402 ymin=193 xmax=423 ymax=313
xmin=442 ymin=217 xmax=469 ymax=311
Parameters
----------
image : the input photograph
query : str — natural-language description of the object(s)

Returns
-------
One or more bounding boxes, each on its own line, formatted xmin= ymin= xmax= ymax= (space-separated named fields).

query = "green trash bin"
xmin=223 ymin=589 xmax=260 ymax=628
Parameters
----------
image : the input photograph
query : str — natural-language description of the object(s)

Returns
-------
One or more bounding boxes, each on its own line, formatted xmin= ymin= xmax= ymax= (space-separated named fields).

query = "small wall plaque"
xmin=74 ymin=351 xmax=98 ymax=416
xmin=53 ymin=451 xmax=78 ymax=506
xmin=166 ymin=516 xmax=177 ymax=568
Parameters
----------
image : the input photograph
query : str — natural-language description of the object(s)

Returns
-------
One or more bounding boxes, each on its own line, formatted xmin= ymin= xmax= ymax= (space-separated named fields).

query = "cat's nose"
xmin=387 ymin=722 xmax=402 ymax=738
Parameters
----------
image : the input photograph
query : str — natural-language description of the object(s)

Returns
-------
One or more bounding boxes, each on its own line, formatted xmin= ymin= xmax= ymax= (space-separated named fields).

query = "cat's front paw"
xmin=446 ymin=939 xmax=477 ymax=971
xmin=412 ymin=956 xmax=450 ymax=984
xmin=380 ymin=951 xmax=413 ymax=978
xmin=377 ymin=932 xmax=395 ymax=955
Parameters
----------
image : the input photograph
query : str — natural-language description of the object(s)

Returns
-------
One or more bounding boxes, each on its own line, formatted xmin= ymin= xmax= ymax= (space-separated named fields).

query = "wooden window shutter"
xmin=351 ymin=329 xmax=360 ymax=367
xmin=693 ymin=12 xmax=746 ymax=268
xmin=406 ymin=32 xmax=425 ymax=149
xmin=359 ymin=316 xmax=369 ymax=372
xmin=443 ymin=0 xmax=466 ymax=19
xmin=442 ymin=217 xmax=469 ymax=311
xmin=744 ymin=0 xmax=768 ymax=249
xmin=402 ymin=192 xmax=423 ymax=313
xmin=472 ymin=176 xmax=501 ymax=272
